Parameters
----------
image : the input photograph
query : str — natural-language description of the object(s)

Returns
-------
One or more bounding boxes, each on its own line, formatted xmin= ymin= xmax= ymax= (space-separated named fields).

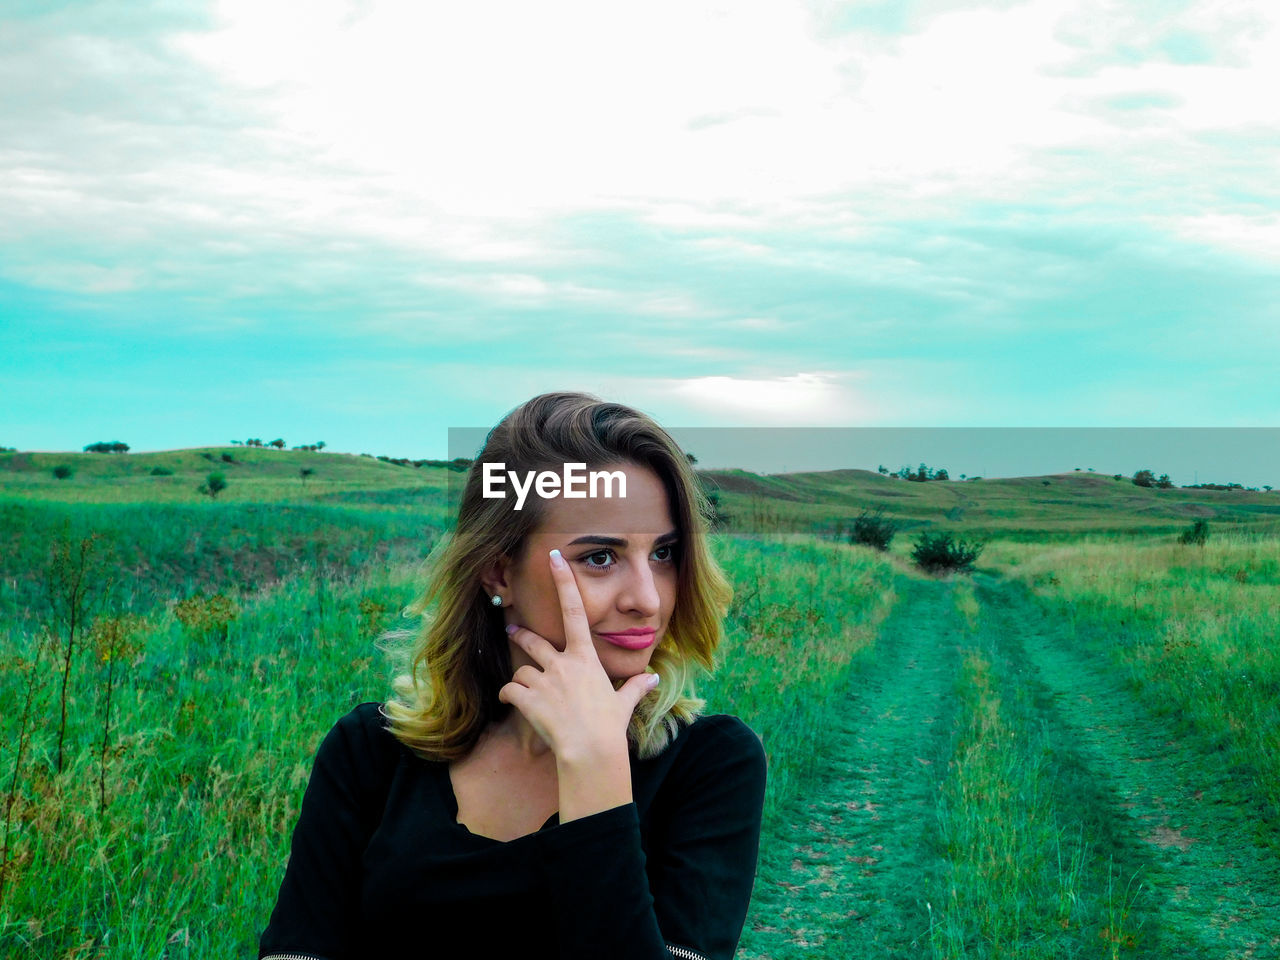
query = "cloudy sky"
xmin=2 ymin=0 xmax=1277 ymax=476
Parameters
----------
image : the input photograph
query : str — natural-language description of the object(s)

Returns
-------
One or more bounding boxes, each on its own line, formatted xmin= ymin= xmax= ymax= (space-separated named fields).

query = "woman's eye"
xmin=652 ymin=544 xmax=676 ymax=563
xmin=583 ymin=550 xmax=614 ymax=568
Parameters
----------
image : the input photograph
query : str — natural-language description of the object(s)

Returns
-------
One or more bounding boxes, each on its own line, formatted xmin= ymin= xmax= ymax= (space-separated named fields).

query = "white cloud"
xmin=1166 ymin=212 xmax=1280 ymax=264
xmin=3 ymin=261 xmax=140 ymax=293
xmin=662 ymin=372 xmax=865 ymax=423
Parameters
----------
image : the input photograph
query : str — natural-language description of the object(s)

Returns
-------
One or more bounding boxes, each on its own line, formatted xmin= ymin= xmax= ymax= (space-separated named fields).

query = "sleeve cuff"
xmin=538 ymin=800 xmax=639 ymax=852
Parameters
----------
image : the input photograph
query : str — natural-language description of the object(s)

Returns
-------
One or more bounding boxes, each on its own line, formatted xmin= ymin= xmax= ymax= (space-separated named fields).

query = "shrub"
xmin=150 ymin=465 xmax=174 ymax=476
xmin=911 ymin=531 xmax=984 ymax=574
xmin=173 ymin=592 xmax=240 ymax=643
xmin=53 ymin=464 xmax=74 ymax=480
xmin=1178 ymin=519 xmax=1209 ymax=546
xmin=703 ymin=489 xmax=729 ymax=530
xmin=1133 ymin=469 xmax=1155 ymax=488
xmin=198 ymin=471 xmax=227 ymax=499
xmin=221 ymin=453 xmax=236 ymax=464
xmin=849 ymin=507 xmax=897 ymax=551
xmin=1156 ymin=474 xmax=1174 ymax=489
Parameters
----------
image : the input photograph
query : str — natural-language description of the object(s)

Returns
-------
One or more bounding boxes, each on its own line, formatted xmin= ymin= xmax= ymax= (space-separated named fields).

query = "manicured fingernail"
xmin=647 ymin=673 xmax=660 ymax=688
xmin=505 ymin=623 xmax=518 ymax=635
xmin=549 ymin=549 xmax=565 ymax=569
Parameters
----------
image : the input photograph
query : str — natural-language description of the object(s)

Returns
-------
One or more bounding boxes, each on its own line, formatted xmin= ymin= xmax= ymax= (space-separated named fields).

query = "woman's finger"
xmin=506 ymin=623 xmax=558 ymax=667
xmin=620 ymin=670 xmax=661 ymax=711
xmin=510 ymin=663 xmax=543 ymax=688
xmin=497 ymin=680 xmax=529 ymax=710
xmin=547 ymin=548 xmax=595 ymax=658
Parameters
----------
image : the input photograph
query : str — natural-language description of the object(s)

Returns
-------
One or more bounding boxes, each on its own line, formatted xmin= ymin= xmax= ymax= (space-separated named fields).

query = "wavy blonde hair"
xmin=381 ymin=391 xmax=732 ymax=762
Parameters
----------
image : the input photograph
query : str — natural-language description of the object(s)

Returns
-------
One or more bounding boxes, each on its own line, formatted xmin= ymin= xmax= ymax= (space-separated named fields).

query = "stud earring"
xmin=490 ymin=594 xmax=503 ymax=607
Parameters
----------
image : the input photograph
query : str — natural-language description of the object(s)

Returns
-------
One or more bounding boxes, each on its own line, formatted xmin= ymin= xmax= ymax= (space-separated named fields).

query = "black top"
xmin=258 ymin=702 xmax=768 ymax=960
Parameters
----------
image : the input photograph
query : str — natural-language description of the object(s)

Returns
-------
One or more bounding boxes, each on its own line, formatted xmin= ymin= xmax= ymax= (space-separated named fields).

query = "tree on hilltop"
xmin=1133 ymin=469 xmax=1155 ymax=488
xmin=84 ymin=441 xmax=129 ymax=454
xmin=895 ymin=462 xmax=949 ymax=482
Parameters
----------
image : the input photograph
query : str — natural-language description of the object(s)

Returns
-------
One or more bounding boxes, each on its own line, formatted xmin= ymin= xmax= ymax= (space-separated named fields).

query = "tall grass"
xmin=986 ymin=532 xmax=1280 ymax=832
xmin=0 ymin=500 xmax=442 ymax=623
xmin=701 ymin=535 xmax=898 ymax=819
xmin=928 ymin=646 xmax=1088 ymax=958
xmin=0 ymin=528 xmax=898 ymax=956
xmin=0 ymin=555 xmax=418 ymax=956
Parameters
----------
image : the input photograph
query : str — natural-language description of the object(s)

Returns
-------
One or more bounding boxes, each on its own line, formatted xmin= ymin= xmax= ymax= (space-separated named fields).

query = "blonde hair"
xmin=381 ymin=391 xmax=732 ymax=761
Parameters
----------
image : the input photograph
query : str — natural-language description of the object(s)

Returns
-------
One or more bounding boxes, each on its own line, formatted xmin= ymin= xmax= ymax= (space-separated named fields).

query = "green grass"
xmin=987 ymin=532 xmax=1280 ymax=833
xmin=702 ymin=467 xmax=1280 ymax=540
xmin=701 ymin=535 xmax=899 ymax=820
xmin=3 ymin=455 xmax=1278 ymax=956
xmin=0 ymin=447 xmax=454 ymax=506
xmin=0 ymin=527 xmax=901 ymax=956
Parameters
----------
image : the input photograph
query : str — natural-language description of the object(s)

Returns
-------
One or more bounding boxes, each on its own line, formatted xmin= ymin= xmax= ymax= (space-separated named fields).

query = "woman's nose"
xmin=618 ymin=561 xmax=661 ymax=615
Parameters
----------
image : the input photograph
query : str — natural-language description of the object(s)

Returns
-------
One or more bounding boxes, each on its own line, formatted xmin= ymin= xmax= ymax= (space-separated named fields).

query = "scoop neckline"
xmin=437 ymin=762 xmax=560 ymax=844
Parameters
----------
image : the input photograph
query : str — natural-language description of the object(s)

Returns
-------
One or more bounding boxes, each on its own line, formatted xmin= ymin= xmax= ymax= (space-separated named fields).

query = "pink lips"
xmin=597 ymin=628 xmax=657 ymax=650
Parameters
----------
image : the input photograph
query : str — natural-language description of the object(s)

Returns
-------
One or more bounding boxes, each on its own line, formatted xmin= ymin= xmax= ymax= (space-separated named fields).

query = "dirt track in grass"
xmin=738 ymin=572 xmax=1280 ymax=959
xmin=740 ymin=577 xmax=962 ymax=958
xmin=974 ymin=577 xmax=1280 ymax=959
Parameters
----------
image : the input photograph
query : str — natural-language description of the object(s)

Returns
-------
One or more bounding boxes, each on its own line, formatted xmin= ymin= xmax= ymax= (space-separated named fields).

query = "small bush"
xmin=849 ymin=507 xmax=897 ymax=551
xmin=703 ymin=489 xmax=729 ymax=530
xmin=220 ymin=453 xmax=236 ymax=464
xmin=911 ymin=531 xmax=984 ymax=574
xmin=150 ymin=465 xmax=174 ymax=476
xmin=1178 ymin=519 xmax=1209 ymax=546
xmin=173 ymin=592 xmax=241 ymax=643
xmin=198 ymin=471 xmax=227 ymax=499
xmin=53 ymin=464 xmax=74 ymax=480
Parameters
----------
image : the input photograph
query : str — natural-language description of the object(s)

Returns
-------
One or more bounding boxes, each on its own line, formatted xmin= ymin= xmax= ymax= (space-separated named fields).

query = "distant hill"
xmin=0 ymin=447 xmax=451 ymax=505
xmin=698 ymin=467 xmax=1280 ymax=538
xmin=2 ymin=449 xmax=1276 ymax=536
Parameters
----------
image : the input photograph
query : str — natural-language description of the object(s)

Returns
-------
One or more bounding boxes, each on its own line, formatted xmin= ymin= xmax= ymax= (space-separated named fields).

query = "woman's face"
xmin=493 ymin=460 xmax=679 ymax=682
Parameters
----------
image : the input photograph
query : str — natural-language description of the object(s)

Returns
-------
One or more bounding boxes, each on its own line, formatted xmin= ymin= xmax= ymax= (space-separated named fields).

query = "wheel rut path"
xmin=739 ymin=573 xmax=1280 ymax=959
xmin=740 ymin=578 xmax=964 ymax=959
xmin=974 ymin=577 xmax=1280 ymax=959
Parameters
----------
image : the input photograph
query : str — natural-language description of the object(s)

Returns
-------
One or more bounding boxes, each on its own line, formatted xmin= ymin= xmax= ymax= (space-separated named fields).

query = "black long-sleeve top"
xmin=258 ymin=701 xmax=768 ymax=960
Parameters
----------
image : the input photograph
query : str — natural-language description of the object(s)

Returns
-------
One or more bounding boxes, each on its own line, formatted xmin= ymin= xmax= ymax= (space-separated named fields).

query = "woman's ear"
xmin=479 ymin=555 xmax=511 ymax=600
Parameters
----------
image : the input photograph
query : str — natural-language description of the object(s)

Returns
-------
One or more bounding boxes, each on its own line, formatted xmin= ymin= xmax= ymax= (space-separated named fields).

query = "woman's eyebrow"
xmin=565 ymin=529 xmax=680 ymax=548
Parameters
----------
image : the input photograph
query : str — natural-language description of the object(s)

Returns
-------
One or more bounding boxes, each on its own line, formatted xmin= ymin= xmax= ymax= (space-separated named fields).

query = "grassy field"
xmin=2 ymin=450 xmax=1277 ymax=956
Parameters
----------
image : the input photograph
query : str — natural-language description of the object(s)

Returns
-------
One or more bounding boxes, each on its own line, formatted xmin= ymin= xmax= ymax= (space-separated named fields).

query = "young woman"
xmin=258 ymin=392 xmax=768 ymax=960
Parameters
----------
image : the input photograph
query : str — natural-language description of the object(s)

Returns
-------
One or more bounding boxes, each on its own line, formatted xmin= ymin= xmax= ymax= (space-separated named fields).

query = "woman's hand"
xmin=497 ymin=548 xmax=660 ymax=766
